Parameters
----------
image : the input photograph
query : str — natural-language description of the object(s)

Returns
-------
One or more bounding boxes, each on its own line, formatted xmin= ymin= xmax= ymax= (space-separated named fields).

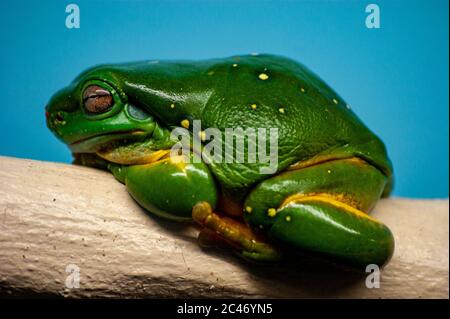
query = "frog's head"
xmin=46 ymin=65 xmax=164 ymax=155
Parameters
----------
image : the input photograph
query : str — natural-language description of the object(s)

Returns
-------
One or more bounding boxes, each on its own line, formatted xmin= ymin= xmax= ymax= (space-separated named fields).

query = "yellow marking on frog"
xmin=232 ymin=63 xmax=238 ymax=67
xmin=333 ymin=98 xmax=339 ymax=105
xmin=258 ymin=73 xmax=269 ymax=80
xmin=313 ymin=192 xmax=360 ymax=209
xmin=181 ymin=119 xmax=190 ymax=129
xmin=136 ymin=153 xmax=186 ymax=170
xmin=170 ymin=103 xmax=175 ymax=109
xmin=198 ymin=130 xmax=206 ymax=141
xmin=300 ymin=87 xmax=306 ymax=93
xmin=278 ymin=108 xmax=285 ymax=114
xmin=288 ymin=155 xmax=335 ymax=170
xmin=245 ymin=206 xmax=253 ymax=214
xmin=327 ymin=169 xmax=332 ymax=174
xmin=145 ymin=149 xmax=172 ymax=163
xmin=287 ymin=155 xmax=367 ymax=171
xmin=207 ymin=71 xmax=215 ymax=76
xmin=251 ymin=104 xmax=258 ymax=110
xmin=285 ymin=215 xmax=291 ymax=222
xmin=346 ymin=157 xmax=369 ymax=167
xmin=267 ymin=208 xmax=277 ymax=217
xmin=281 ymin=193 xmax=379 ymax=223
xmin=168 ymin=154 xmax=188 ymax=170
xmin=96 ymin=148 xmax=171 ymax=165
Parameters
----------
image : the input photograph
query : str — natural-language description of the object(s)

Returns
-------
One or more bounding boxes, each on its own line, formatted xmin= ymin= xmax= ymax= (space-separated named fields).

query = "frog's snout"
xmin=46 ymin=107 xmax=68 ymax=132
xmin=45 ymin=85 xmax=79 ymax=134
xmin=45 ymin=101 xmax=72 ymax=143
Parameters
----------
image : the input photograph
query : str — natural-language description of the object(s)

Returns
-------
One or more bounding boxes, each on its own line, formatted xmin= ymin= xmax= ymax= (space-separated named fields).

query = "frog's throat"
xmin=86 ymin=119 xmax=176 ymax=165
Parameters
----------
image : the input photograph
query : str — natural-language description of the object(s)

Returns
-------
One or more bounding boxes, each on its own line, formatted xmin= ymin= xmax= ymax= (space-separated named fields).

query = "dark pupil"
xmin=83 ymin=85 xmax=113 ymax=113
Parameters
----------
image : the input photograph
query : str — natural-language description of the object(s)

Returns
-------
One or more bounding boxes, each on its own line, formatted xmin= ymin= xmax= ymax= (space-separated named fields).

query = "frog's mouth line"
xmin=70 ymin=130 xmax=146 ymax=146
xmin=69 ymin=130 xmax=145 ymax=147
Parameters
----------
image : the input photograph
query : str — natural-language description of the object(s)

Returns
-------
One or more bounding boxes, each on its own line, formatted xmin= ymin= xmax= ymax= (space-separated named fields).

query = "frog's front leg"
xmin=243 ymin=158 xmax=395 ymax=269
xmin=107 ymin=152 xmax=281 ymax=260
xmin=109 ymin=153 xmax=218 ymax=222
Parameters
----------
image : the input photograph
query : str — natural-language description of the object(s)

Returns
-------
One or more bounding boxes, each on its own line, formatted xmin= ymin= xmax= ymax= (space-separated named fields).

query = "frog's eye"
xmin=82 ymin=85 xmax=114 ymax=114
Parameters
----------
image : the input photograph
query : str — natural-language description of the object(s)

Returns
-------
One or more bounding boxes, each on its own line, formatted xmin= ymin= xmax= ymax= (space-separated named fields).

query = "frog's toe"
xmin=193 ymin=202 xmax=282 ymax=262
xmin=267 ymin=195 xmax=394 ymax=269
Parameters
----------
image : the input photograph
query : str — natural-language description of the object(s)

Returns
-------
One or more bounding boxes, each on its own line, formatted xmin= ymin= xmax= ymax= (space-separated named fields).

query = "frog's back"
xmin=80 ymin=54 xmax=392 ymax=192
xmin=197 ymin=54 xmax=392 ymax=191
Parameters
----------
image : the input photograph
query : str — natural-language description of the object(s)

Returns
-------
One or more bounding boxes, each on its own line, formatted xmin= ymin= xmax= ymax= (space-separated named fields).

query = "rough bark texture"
xmin=0 ymin=156 xmax=448 ymax=298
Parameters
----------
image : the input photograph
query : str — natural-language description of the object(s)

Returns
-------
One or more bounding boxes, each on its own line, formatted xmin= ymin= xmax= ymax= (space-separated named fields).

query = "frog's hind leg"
xmin=268 ymin=195 xmax=394 ymax=268
xmin=193 ymin=202 xmax=282 ymax=261
xmin=243 ymin=157 xmax=395 ymax=268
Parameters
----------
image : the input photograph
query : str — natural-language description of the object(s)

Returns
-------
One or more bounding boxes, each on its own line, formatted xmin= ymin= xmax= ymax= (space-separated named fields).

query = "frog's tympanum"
xmin=47 ymin=54 xmax=394 ymax=269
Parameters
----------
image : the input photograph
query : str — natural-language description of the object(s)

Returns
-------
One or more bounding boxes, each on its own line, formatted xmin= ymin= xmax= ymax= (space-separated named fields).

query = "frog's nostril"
xmin=56 ymin=113 xmax=64 ymax=122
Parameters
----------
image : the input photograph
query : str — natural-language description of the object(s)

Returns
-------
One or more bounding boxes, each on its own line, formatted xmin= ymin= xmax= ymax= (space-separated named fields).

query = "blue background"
xmin=0 ymin=0 xmax=448 ymax=198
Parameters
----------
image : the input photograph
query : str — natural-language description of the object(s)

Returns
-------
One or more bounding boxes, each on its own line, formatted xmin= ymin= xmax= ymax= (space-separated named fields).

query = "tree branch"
xmin=0 ymin=156 xmax=448 ymax=298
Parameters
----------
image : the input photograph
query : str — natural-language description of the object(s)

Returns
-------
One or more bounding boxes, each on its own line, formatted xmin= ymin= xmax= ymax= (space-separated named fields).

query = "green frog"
xmin=46 ymin=54 xmax=394 ymax=268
